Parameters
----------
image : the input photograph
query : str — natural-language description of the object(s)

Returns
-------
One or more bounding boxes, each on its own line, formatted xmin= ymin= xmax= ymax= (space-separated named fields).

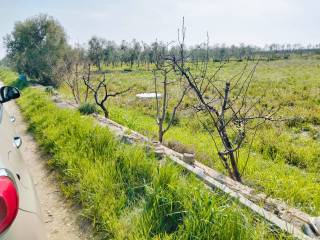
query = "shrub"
xmin=45 ymin=86 xmax=55 ymax=95
xmin=284 ymin=147 xmax=306 ymax=168
xmin=165 ymin=140 xmax=194 ymax=154
xmin=78 ymin=102 xmax=97 ymax=115
xmin=285 ymin=116 xmax=305 ymax=128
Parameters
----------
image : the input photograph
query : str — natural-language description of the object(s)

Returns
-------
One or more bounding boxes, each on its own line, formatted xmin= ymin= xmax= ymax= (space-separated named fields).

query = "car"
xmin=0 ymin=86 xmax=46 ymax=239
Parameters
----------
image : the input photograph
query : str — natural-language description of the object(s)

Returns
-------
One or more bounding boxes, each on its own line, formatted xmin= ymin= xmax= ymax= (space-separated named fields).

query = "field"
xmin=0 ymin=69 xmax=291 ymax=239
xmin=2 ymin=7 xmax=320 ymax=240
xmin=1 ymin=55 xmax=319 ymax=239
xmin=57 ymin=56 xmax=320 ymax=216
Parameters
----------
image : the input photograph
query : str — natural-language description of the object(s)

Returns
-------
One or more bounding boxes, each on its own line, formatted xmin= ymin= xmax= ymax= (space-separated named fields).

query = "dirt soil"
xmin=4 ymin=100 xmax=93 ymax=240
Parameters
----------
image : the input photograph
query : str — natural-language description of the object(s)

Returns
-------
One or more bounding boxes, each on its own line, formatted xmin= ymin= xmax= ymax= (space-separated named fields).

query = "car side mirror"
xmin=0 ymin=86 xmax=20 ymax=103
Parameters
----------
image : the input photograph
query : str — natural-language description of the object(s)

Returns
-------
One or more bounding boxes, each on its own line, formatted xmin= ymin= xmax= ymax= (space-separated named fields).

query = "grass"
xmin=0 ymin=69 xmax=292 ymax=239
xmin=52 ymin=57 xmax=320 ymax=216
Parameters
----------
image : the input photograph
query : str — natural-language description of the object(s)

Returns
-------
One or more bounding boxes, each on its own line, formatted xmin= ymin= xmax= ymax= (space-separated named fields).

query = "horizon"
xmin=1 ymin=0 xmax=320 ymax=58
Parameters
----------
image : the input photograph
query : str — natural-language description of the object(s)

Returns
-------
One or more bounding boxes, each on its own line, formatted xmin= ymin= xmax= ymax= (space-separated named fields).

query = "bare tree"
xmin=82 ymin=63 xmax=92 ymax=103
xmin=165 ymin=19 xmax=278 ymax=182
xmin=63 ymin=62 xmax=81 ymax=103
xmin=153 ymin=62 xmax=189 ymax=143
xmin=57 ymin=47 xmax=88 ymax=104
xmin=83 ymin=71 xmax=131 ymax=118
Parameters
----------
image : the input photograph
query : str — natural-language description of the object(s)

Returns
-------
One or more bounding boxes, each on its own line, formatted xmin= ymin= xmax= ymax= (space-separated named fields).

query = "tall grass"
xmin=45 ymin=58 xmax=320 ymax=216
xmin=0 ymin=69 xmax=291 ymax=239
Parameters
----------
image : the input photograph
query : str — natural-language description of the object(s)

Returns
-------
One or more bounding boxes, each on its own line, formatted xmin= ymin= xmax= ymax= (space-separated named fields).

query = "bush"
xmin=78 ymin=102 xmax=97 ymax=115
xmin=45 ymin=86 xmax=56 ymax=95
xmin=285 ymin=116 xmax=305 ymax=128
xmin=284 ymin=147 xmax=307 ymax=168
xmin=165 ymin=140 xmax=194 ymax=154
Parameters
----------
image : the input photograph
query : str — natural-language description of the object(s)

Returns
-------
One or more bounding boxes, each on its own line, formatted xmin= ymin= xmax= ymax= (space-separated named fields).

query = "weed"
xmin=78 ymin=102 xmax=97 ymax=115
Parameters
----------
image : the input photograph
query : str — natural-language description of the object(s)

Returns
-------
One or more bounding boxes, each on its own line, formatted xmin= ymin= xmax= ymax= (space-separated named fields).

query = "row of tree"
xmin=4 ymin=14 xmax=320 ymax=88
xmin=87 ymin=38 xmax=320 ymax=69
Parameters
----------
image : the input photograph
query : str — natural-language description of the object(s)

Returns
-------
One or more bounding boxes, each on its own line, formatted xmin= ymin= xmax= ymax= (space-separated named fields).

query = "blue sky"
xmin=0 ymin=0 xmax=319 ymax=58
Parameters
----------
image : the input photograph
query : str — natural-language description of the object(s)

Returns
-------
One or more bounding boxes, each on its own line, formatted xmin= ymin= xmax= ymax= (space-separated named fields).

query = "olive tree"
xmin=88 ymin=36 xmax=105 ymax=71
xmin=4 ymin=14 xmax=68 ymax=87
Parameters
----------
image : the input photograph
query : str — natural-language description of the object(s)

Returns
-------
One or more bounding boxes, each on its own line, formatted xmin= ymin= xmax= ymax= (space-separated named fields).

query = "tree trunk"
xmin=99 ymin=104 xmax=109 ymax=118
xmin=84 ymin=86 xmax=89 ymax=102
xmin=227 ymin=149 xmax=242 ymax=182
xmin=219 ymin=126 xmax=242 ymax=182
xmin=97 ymin=60 xmax=101 ymax=71
xmin=158 ymin=124 xmax=163 ymax=143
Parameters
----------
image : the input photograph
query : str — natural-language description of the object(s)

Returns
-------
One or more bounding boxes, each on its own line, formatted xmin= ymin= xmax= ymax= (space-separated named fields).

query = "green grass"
xmin=0 ymin=69 xmax=292 ymax=239
xmin=51 ymin=57 xmax=320 ymax=216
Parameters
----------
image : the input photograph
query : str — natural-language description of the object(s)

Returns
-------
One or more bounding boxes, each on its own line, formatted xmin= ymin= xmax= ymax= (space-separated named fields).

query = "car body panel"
xmin=0 ymin=209 xmax=46 ymax=240
xmin=0 ymin=101 xmax=46 ymax=239
xmin=0 ymin=106 xmax=40 ymax=214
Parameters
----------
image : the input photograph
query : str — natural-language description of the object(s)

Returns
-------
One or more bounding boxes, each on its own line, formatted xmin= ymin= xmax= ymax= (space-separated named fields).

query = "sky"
xmin=0 ymin=0 xmax=319 ymax=58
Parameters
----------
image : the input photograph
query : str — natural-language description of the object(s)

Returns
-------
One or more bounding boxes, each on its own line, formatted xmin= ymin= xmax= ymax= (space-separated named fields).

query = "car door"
xmin=0 ymin=104 xmax=41 ymax=215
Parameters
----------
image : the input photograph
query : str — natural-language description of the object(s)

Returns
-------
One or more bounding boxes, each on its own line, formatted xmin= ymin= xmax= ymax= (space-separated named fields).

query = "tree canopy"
xmin=4 ymin=14 xmax=68 ymax=86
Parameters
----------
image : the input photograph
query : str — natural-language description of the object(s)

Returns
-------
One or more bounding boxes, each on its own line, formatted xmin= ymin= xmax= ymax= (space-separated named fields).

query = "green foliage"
xmin=4 ymin=14 xmax=68 ymax=87
xmin=45 ymin=86 xmax=55 ymax=95
xmin=9 ymin=82 xmax=287 ymax=239
xmin=88 ymin=36 xmax=105 ymax=70
xmin=78 ymin=102 xmax=97 ymax=115
xmin=0 ymin=56 xmax=13 ymax=68
xmin=0 ymin=68 xmax=28 ymax=90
